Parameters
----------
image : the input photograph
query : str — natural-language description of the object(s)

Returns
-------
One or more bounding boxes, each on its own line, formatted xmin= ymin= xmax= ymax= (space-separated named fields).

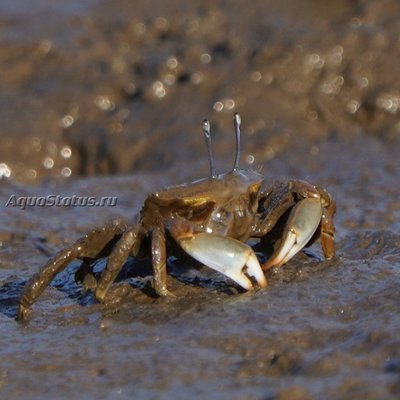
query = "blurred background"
xmin=1 ymin=0 xmax=399 ymax=184
xmin=1 ymin=2 xmax=400 ymax=399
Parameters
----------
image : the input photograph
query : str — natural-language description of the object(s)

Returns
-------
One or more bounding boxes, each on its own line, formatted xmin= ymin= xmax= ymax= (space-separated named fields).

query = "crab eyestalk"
xmin=202 ymin=119 xmax=216 ymax=179
xmin=232 ymin=113 xmax=241 ymax=172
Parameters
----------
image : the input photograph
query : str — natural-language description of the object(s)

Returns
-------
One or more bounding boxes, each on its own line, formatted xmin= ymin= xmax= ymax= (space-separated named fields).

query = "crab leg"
xmin=151 ymin=226 xmax=174 ymax=296
xmin=95 ymin=225 xmax=144 ymax=302
xmin=16 ymin=219 xmax=128 ymax=321
xmin=262 ymin=197 xmax=323 ymax=270
xmin=172 ymin=226 xmax=267 ymax=290
xmin=320 ymin=208 xmax=335 ymax=259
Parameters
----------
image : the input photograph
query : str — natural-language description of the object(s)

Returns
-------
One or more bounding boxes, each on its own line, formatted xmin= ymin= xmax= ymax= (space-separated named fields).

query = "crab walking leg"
xmin=95 ymin=225 xmax=143 ymax=302
xmin=16 ymin=219 xmax=128 ymax=321
xmin=176 ymin=232 xmax=267 ymax=290
xmin=320 ymin=208 xmax=335 ymax=259
xmin=151 ymin=226 xmax=174 ymax=296
xmin=262 ymin=198 xmax=323 ymax=270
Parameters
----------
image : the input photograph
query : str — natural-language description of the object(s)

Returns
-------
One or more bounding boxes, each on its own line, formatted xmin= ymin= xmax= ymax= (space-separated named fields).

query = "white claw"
xmin=177 ymin=232 xmax=267 ymax=290
xmin=263 ymin=197 xmax=322 ymax=269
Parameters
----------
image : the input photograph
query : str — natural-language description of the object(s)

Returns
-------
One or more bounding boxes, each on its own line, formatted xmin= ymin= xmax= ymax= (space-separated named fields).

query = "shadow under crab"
xmin=17 ymin=114 xmax=336 ymax=321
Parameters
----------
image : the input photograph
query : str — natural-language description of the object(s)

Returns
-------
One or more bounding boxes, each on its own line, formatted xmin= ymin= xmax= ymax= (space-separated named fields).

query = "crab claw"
xmin=262 ymin=197 xmax=323 ymax=270
xmin=175 ymin=232 xmax=267 ymax=290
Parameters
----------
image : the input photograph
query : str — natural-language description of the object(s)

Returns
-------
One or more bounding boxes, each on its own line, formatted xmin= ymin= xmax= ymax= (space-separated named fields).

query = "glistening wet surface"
xmin=1 ymin=1 xmax=400 ymax=399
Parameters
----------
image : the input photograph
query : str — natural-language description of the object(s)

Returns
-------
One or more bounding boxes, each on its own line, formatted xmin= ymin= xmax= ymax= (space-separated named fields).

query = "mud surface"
xmin=1 ymin=1 xmax=400 ymax=399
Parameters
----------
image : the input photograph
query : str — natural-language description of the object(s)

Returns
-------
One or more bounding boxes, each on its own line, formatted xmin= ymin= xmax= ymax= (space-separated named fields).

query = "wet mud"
xmin=1 ymin=0 xmax=400 ymax=399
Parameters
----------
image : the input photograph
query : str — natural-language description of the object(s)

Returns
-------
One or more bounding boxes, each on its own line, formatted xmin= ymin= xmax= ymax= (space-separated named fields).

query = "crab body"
xmin=146 ymin=169 xmax=263 ymax=240
xmin=17 ymin=114 xmax=336 ymax=320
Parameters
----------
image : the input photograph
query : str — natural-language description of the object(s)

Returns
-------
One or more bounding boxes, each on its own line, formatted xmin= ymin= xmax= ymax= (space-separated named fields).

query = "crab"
xmin=16 ymin=114 xmax=336 ymax=320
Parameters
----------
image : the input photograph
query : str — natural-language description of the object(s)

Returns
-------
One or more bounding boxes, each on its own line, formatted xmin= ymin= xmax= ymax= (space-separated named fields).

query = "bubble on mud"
xmin=38 ymin=39 xmax=52 ymax=54
xmin=187 ymin=18 xmax=199 ymax=35
xmin=132 ymin=21 xmax=146 ymax=35
xmin=349 ymin=17 xmax=362 ymax=29
xmin=60 ymin=146 xmax=72 ymax=159
xmin=166 ymin=56 xmax=178 ymax=69
xmin=46 ymin=141 xmax=58 ymax=155
xmin=30 ymin=137 xmax=42 ymax=151
xmin=307 ymin=110 xmax=319 ymax=120
xmin=250 ymin=71 xmax=262 ymax=82
xmin=163 ymin=73 xmax=176 ymax=86
xmin=263 ymin=73 xmax=274 ymax=85
xmin=191 ymin=72 xmax=204 ymax=85
xmin=357 ymin=77 xmax=369 ymax=88
xmin=225 ymin=99 xmax=235 ymax=110
xmin=347 ymin=99 xmax=360 ymax=114
xmin=213 ymin=99 xmax=235 ymax=112
xmin=152 ymin=81 xmax=166 ymax=98
xmin=213 ymin=101 xmax=223 ymax=112
xmin=61 ymin=167 xmax=72 ymax=177
xmin=26 ymin=169 xmax=37 ymax=180
xmin=0 ymin=163 xmax=12 ymax=178
xmin=59 ymin=115 xmax=74 ymax=129
xmin=123 ymin=82 xmax=138 ymax=97
xmin=154 ymin=17 xmax=169 ymax=31
xmin=95 ymin=96 xmax=116 ymax=112
xmin=376 ymin=93 xmax=400 ymax=114
xmin=327 ymin=45 xmax=344 ymax=66
xmin=200 ymin=53 xmax=212 ymax=64
xmin=116 ymin=108 xmax=130 ymax=121
xmin=320 ymin=75 xmax=344 ymax=95
xmin=304 ymin=53 xmax=325 ymax=72
xmin=246 ymin=154 xmax=255 ymax=164
xmin=43 ymin=157 xmax=54 ymax=169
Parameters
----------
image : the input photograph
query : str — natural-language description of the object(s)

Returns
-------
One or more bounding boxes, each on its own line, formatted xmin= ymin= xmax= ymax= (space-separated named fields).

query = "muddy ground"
xmin=0 ymin=0 xmax=400 ymax=399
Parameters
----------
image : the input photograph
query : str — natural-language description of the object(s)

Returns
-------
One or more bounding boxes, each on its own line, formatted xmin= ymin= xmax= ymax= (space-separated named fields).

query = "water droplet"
xmin=26 ymin=169 xmax=37 ymax=180
xmin=246 ymin=154 xmax=255 ymax=164
xmin=133 ymin=21 xmax=146 ymax=35
xmin=347 ymin=100 xmax=360 ymax=114
xmin=376 ymin=94 xmax=399 ymax=114
xmin=213 ymin=101 xmax=223 ymax=112
xmin=0 ymin=163 xmax=11 ymax=178
xmin=191 ymin=72 xmax=204 ymax=85
xmin=43 ymin=157 xmax=54 ymax=169
xmin=224 ymin=99 xmax=235 ymax=110
xmin=152 ymin=81 xmax=166 ymax=98
xmin=39 ymin=40 xmax=52 ymax=54
xmin=200 ymin=53 xmax=211 ymax=64
xmin=59 ymin=115 xmax=74 ymax=129
xmin=307 ymin=110 xmax=319 ymax=120
xmin=155 ymin=17 xmax=169 ymax=30
xmin=305 ymin=53 xmax=325 ymax=72
xmin=163 ymin=73 xmax=176 ymax=86
xmin=95 ymin=96 xmax=115 ymax=112
xmin=349 ymin=17 xmax=362 ymax=29
xmin=46 ymin=142 xmax=58 ymax=155
xmin=358 ymin=77 xmax=369 ymax=88
xmin=166 ymin=56 xmax=178 ymax=69
xmin=60 ymin=146 xmax=72 ymax=159
xmin=31 ymin=137 xmax=42 ymax=151
xmin=61 ymin=167 xmax=72 ymax=177
xmin=250 ymin=71 xmax=262 ymax=82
